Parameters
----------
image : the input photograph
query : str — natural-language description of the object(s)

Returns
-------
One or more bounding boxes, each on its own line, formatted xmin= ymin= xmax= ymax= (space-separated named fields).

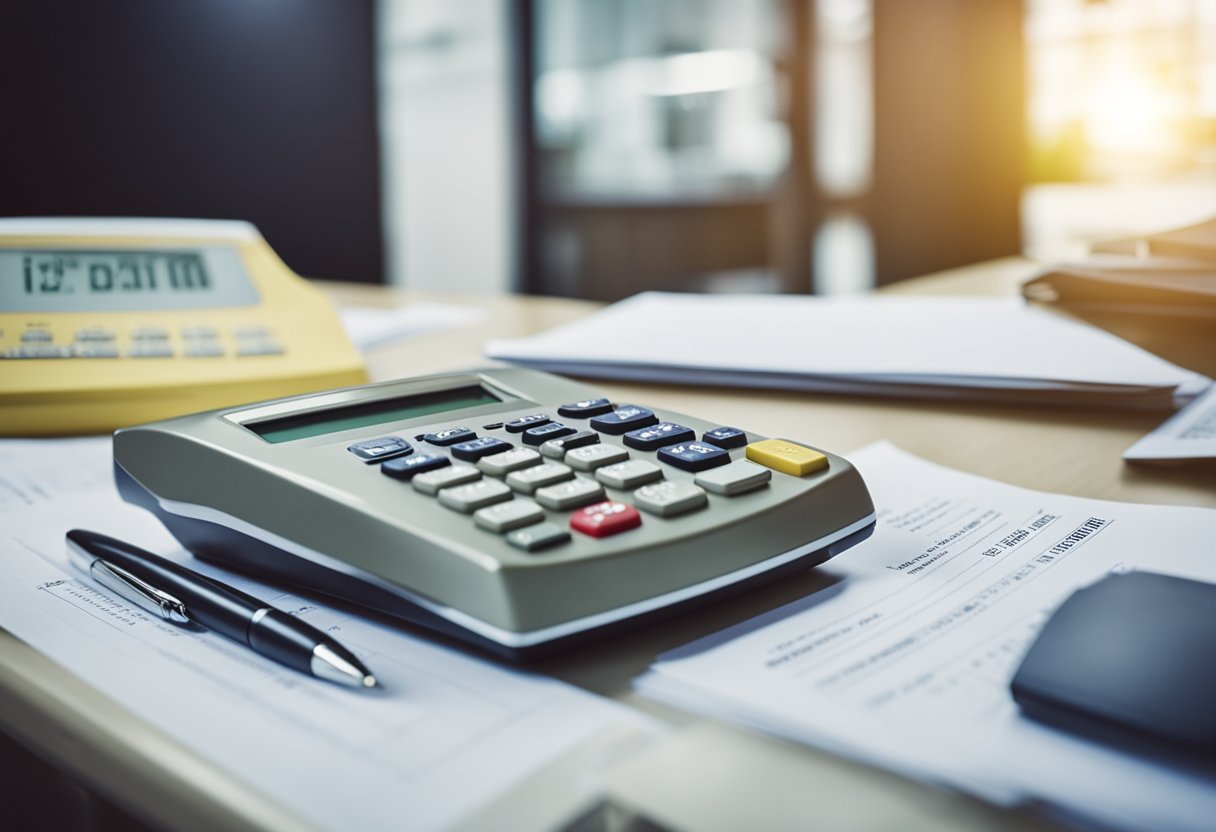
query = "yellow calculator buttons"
xmin=746 ymin=439 xmax=829 ymax=477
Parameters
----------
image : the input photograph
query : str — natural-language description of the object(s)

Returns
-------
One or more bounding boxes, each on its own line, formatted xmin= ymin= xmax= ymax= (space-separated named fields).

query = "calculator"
xmin=114 ymin=367 xmax=876 ymax=658
xmin=0 ymin=217 xmax=366 ymax=436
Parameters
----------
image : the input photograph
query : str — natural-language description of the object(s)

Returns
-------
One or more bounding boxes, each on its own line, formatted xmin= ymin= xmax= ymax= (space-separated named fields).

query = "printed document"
xmin=1125 ymin=383 xmax=1216 ymax=461
xmin=485 ymin=293 xmax=1210 ymax=410
xmin=0 ymin=438 xmax=659 ymax=832
xmin=637 ymin=442 xmax=1216 ymax=832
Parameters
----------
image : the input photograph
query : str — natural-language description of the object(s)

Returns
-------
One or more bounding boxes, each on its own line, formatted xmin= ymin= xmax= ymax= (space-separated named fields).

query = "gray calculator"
xmin=114 ymin=367 xmax=875 ymax=658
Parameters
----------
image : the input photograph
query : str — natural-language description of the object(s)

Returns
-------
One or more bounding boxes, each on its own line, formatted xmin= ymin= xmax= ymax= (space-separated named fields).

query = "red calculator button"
xmin=570 ymin=501 xmax=642 ymax=538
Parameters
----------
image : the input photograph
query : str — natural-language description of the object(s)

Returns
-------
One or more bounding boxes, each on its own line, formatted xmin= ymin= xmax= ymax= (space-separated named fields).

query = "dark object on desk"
xmin=1011 ymin=571 xmax=1216 ymax=760
xmin=66 ymin=529 xmax=376 ymax=689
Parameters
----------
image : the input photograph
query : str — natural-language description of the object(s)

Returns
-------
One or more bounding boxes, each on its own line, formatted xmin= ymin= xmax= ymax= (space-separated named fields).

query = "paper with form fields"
xmin=1124 ymin=384 xmax=1216 ymax=461
xmin=637 ymin=442 xmax=1216 ymax=832
xmin=485 ymin=293 xmax=1210 ymax=409
xmin=0 ymin=438 xmax=660 ymax=832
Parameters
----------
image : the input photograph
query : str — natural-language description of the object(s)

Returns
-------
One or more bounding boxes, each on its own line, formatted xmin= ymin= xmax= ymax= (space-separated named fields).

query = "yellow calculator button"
xmin=745 ymin=439 xmax=829 ymax=477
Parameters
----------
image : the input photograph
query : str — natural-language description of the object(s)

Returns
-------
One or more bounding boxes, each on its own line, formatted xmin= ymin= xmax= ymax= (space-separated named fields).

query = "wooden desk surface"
xmin=1 ymin=258 xmax=1212 ymax=832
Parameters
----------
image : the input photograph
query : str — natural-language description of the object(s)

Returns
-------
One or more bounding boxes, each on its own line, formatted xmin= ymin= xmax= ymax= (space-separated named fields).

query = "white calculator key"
xmin=478 ymin=448 xmax=542 ymax=476
xmin=694 ymin=460 xmax=772 ymax=496
xmin=633 ymin=481 xmax=708 ymax=517
xmin=474 ymin=499 xmax=545 ymax=532
xmin=565 ymin=444 xmax=629 ymax=471
xmin=413 ymin=464 xmax=481 ymax=496
xmin=505 ymin=462 xmax=574 ymax=494
xmin=437 ymin=479 xmax=513 ymax=513
xmin=534 ymin=478 xmax=605 ymax=511
xmin=595 ymin=459 xmax=663 ymax=490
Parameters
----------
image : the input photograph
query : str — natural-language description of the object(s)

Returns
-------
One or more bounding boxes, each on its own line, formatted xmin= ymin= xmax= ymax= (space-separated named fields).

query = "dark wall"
xmin=0 ymin=0 xmax=383 ymax=283
xmin=871 ymin=0 xmax=1025 ymax=285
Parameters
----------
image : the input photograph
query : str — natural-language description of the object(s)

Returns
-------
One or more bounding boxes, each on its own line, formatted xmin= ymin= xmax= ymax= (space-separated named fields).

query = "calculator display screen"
xmin=248 ymin=385 xmax=505 ymax=444
xmin=0 ymin=246 xmax=259 ymax=312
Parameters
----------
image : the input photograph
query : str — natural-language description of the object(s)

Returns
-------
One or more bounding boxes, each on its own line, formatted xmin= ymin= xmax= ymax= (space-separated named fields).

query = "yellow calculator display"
xmin=0 ymin=218 xmax=368 ymax=436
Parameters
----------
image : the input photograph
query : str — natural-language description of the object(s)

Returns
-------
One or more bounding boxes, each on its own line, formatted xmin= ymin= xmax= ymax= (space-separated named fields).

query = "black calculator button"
xmin=451 ymin=437 xmax=514 ymax=461
xmin=656 ymin=442 xmax=731 ymax=473
xmin=424 ymin=426 xmax=477 ymax=446
xmin=539 ymin=430 xmax=600 ymax=459
xmin=348 ymin=436 xmax=413 ymax=463
xmin=504 ymin=413 xmax=551 ymax=433
xmin=522 ymin=422 xmax=576 ymax=446
xmin=623 ymin=422 xmax=695 ymax=451
xmin=381 ymin=453 xmax=450 ymax=480
xmin=557 ymin=398 xmax=614 ymax=418
xmin=590 ymin=406 xmax=658 ymax=435
xmin=702 ymin=427 xmax=747 ymax=450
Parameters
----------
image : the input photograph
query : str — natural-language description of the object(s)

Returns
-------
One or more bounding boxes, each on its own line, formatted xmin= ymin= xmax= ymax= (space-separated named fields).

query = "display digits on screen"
xmin=21 ymin=252 xmax=211 ymax=298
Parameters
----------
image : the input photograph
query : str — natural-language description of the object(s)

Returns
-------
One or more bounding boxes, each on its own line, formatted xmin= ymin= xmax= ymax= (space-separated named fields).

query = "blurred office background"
xmin=2 ymin=0 xmax=1214 ymax=295
xmin=383 ymin=0 xmax=1216 ymax=299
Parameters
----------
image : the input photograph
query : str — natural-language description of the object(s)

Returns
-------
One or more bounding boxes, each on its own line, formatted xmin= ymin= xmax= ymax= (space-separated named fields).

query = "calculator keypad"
xmin=367 ymin=397 xmax=833 ymax=558
xmin=438 ymin=479 xmax=513 ymax=513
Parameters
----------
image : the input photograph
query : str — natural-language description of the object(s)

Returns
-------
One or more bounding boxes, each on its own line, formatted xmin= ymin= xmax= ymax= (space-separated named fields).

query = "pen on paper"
xmin=66 ymin=529 xmax=376 ymax=689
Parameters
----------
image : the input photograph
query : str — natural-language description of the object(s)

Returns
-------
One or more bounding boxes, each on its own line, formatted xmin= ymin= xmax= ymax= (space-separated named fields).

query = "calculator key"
xmin=523 ymin=422 xmax=576 ymax=446
xmin=4 ymin=345 xmax=71 ymax=359
xmin=348 ymin=436 xmax=413 ymax=463
xmin=180 ymin=326 xmax=219 ymax=339
xmin=623 ymin=422 xmax=695 ymax=452
xmin=130 ymin=327 xmax=170 ymax=341
xmin=506 ymin=462 xmax=574 ymax=494
xmin=477 ymin=448 xmax=542 ymax=476
xmin=534 ymin=478 xmax=605 ymax=511
xmin=451 ymin=437 xmax=513 ymax=461
xmin=694 ymin=460 xmax=772 ymax=495
xmin=474 ymin=499 xmax=545 ymax=533
xmin=412 ymin=464 xmax=481 ymax=495
xmin=570 ymin=501 xmax=642 ymax=538
xmin=633 ymin=481 xmax=708 ymax=517
xmin=183 ymin=342 xmax=225 ymax=358
xmin=438 ymin=479 xmax=513 ymax=513
xmin=74 ymin=328 xmax=117 ymax=342
xmin=746 ymin=439 xmax=829 ymax=477
xmin=72 ymin=344 xmax=121 ymax=359
xmin=539 ymin=430 xmax=600 ymax=459
xmin=565 ymin=444 xmax=629 ymax=472
xmin=504 ymin=413 xmax=551 ymax=433
xmin=235 ymin=340 xmax=285 ymax=356
xmin=557 ymin=398 xmax=614 ymax=418
xmin=128 ymin=344 xmax=175 ymax=358
xmin=656 ymin=442 xmax=731 ymax=473
xmin=506 ymin=522 xmax=572 ymax=552
xmin=424 ymin=426 xmax=476 ymax=446
xmin=20 ymin=329 xmax=54 ymax=343
xmin=595 ymin=459 xmax=663 ymax=490
xmin=702 ymin=426 xmax=748 ymax=450
xmin=590 ymin=406 xmax=659 ymax=435
xmin=381 ymin=453 xmax=450 ymax=480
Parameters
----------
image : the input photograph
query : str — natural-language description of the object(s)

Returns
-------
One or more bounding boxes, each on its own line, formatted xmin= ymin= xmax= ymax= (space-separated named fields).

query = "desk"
xmin=2 ymin=258 xmax=1213 ymax=832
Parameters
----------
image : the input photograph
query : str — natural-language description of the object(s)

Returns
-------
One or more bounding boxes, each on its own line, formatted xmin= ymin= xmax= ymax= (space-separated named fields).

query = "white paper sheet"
xmin=0 ymin=438 xmax=659 ymax=832
xmin=1124 ymin=384 xmax=1216 ymax=461
xmin=485 ymin=293 xmax=1210 ymax=409
xmin=636 ymin=442 xmax=1216 ymax=832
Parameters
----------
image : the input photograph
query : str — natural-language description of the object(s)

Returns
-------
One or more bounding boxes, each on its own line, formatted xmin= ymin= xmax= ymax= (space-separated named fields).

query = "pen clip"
xmin=68 ymin=539 xmax=191 ymax=625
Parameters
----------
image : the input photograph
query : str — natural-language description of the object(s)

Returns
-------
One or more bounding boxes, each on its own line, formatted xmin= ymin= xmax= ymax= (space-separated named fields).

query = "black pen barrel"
xmin=67 ymin=529 xmax=260 ymax=642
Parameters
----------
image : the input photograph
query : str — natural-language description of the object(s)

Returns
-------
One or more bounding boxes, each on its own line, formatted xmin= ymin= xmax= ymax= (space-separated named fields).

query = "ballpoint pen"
xmin=66 ymin=529 xmax=377 ymax=689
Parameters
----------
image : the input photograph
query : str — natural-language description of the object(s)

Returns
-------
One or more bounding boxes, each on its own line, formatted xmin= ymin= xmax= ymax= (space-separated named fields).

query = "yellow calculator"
xmin=0 ymin=218 xmax=367 ymax=436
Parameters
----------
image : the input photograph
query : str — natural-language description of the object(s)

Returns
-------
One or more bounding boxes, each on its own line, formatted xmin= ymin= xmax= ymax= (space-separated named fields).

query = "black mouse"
xmin=1011 ymin=571 xmax=1216 ymax=762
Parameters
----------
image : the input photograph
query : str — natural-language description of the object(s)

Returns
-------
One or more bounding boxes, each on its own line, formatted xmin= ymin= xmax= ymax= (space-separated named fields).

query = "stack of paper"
xmin=636 ymin=443 xmax=1216 ymax=832
xmin=485 ymin=294 xmax=1209 ymax=410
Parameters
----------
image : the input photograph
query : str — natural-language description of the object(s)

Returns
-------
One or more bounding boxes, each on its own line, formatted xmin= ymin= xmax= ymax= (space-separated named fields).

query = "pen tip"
xmin=363 ymin=675 xmax=377 ymax=688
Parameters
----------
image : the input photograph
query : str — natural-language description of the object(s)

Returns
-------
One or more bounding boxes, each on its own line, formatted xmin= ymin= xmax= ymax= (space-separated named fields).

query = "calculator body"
xmin=114 ymin=367 xmax=875 ymax=658
xmin=0 ymin=217 xmax=367 ymax=435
